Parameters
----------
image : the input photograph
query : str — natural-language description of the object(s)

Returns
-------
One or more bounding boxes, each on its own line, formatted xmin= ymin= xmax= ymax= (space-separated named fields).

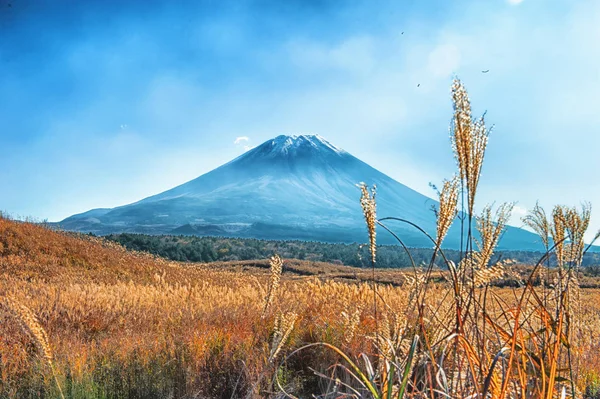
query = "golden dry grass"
xmin=1 ymin=217 xmax=599 ymax=398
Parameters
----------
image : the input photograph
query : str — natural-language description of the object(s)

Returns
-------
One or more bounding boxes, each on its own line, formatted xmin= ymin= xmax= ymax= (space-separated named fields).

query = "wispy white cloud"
xmin=508 ymin=0 xmax=524 ymax=5
xmin=234 ymin=137 xmax=254 ymax=152
xmin=234 ymin=136 xmax=250 ymax=145
xmin=510 ymin=205 xmax=528 ymax=227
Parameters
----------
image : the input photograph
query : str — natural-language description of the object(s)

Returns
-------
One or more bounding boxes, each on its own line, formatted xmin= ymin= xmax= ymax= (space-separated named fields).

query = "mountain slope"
xmin=59 ymin=135 xmax=544 ymax=250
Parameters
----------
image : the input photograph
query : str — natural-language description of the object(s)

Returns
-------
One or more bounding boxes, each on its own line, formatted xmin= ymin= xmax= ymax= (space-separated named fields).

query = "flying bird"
xmin=417 ymin=83 xmax=420 ymax=87
xmin=482 ymin=70 xmax=490 ymax=73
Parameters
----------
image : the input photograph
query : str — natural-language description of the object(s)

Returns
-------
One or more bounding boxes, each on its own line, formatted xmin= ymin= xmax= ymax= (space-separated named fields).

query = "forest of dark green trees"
xmin=105 ymin=233 xmax=600 ymax=269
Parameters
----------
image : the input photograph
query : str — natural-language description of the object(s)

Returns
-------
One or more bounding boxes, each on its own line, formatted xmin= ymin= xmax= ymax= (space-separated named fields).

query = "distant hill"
xmin=59 ymin=134 xmax=545 ymax=250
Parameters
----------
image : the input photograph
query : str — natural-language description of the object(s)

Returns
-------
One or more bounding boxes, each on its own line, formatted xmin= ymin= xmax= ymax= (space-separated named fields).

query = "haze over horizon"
xmin=1 ymin=0 xmax=599 ymax=240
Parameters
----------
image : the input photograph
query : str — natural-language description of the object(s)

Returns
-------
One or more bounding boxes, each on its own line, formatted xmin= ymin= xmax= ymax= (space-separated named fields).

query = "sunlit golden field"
xmin=1 ymin=215 xmax=600 ymax=399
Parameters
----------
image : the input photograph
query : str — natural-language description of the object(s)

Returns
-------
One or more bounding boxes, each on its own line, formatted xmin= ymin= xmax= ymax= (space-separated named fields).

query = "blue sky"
xmin=1 ymin=0 xmax=599 ymax=240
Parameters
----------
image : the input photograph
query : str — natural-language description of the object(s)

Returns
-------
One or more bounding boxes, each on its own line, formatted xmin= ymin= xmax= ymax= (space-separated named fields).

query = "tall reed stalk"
xmin=1 ymin=297 xmax=65 ymax=399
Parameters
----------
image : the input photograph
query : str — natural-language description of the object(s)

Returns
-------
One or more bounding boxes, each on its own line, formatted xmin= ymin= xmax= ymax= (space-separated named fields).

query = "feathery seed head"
xmin=522 ymin=202 xmax=551 ymax=249
xmin=450 ymin=78 xmax=491 ymax=217
xmin=563 ymin=202 xmax=591 ymax=267
xmin=552 ymin=206 xmax=567 ymax=267
xmin=342 ymin=306 xmax=363 ymax=345
xmin=261 ymin=254 xmax=284 ymax=318
xmin=436 ymin=175 xmax=460 ymax=248
xmin=358 ymin=183 xmax=377 ymax=264
xmin=473 ymin=261 xmax=506 ymax=287
xmin=475 ymin=203 xmax=514 ymax=269
xmin=269 ymin=311 xmax=297 ymax=362
xmin=2 ymin=297 xmax=54 ymax=367
xmin=451 ymin=78 xmax=472 ymax=183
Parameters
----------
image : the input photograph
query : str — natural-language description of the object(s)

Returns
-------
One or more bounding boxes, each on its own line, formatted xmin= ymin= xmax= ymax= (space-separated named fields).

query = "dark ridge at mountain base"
xmin=169 ymin=222 xmax=426 ymax=246
xmin=59 ymin=134 xmax=546 ymax=251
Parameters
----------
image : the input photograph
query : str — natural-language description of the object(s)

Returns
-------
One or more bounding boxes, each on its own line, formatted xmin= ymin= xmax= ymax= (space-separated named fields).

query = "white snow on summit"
xmin=268 ymin=134 xmax=346 ymax=156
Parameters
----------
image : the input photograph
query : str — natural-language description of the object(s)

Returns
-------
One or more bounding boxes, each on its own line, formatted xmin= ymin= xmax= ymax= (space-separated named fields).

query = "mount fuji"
xmin=59 ymin=134 xmax=543 ymax=250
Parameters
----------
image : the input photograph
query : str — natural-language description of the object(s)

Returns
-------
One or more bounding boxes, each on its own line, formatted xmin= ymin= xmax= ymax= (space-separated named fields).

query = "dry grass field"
xmin=1 ymin=216 xmax=600 ymax=398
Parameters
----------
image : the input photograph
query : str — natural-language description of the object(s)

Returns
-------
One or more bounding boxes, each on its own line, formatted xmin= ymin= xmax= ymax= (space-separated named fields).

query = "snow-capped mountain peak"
xmin=265 ymin=134 xmax=347 ymax=157
xmin=59 ymin=134 xmax=543 ymax=250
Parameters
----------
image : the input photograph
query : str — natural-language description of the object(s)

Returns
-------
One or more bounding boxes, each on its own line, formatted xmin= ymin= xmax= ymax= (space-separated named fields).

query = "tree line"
xmin=104 ymin=233 xmax=600 ymax=268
